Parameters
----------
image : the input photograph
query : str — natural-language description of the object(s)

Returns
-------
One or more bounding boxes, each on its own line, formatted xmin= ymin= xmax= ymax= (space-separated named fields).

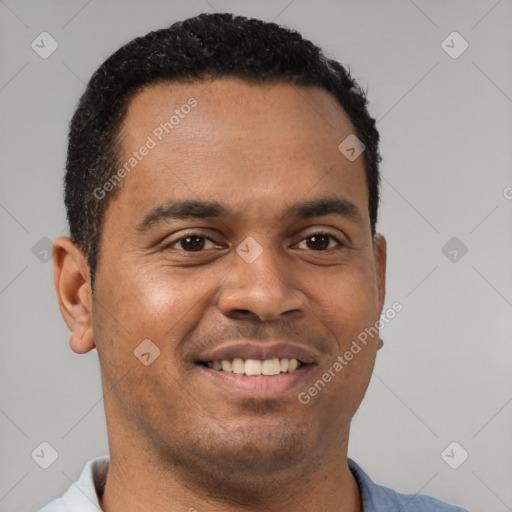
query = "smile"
xmin=200 ymin=357 xmax=303 ymax=377
xmin=194 ymin=341 xmax=321 ymax=398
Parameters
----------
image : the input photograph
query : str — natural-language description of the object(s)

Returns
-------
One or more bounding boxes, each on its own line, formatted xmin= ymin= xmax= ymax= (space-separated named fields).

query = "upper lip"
xmin=196 ymin=341 xmax=321 ymax=365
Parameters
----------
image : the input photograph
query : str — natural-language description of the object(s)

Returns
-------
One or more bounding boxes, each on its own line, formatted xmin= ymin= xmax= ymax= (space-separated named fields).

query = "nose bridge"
xmin=217 ymin=237 xmax=306 ymax=320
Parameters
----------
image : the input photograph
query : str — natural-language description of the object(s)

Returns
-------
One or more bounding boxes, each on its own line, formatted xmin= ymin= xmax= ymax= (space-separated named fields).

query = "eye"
xmin=295 ymin=232 xmax=344 ymax=251
xmin=166 ymin=235 xmax=220 ymax=252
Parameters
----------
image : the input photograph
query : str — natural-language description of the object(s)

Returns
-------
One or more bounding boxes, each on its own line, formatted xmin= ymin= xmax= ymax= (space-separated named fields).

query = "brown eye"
xmin=306 ymin=234 xmax=330 ymax=250
xmin=163 ymin=232 xmax=223 ymax=253
xmin=296 ymin=233 xmax=343 ymax=251
xmin=178 ymin=236 xmax=206 ymax=251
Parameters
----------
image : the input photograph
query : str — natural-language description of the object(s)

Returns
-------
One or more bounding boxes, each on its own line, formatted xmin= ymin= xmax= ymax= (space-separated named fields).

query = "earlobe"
xmin=52 ymin=236 xmax=96 ymax=354
xmin=69 ymin=323 xmax=95 ymax=354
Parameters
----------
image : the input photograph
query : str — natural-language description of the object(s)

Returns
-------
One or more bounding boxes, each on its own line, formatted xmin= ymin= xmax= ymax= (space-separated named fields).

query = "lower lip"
xmin=197 ymin=364 xmax=316 ymax=399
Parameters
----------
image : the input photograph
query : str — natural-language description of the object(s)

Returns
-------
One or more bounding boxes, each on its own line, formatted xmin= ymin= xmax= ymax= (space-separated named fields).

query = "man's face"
xmin=91 ymin=79 xmax=386 ymax=478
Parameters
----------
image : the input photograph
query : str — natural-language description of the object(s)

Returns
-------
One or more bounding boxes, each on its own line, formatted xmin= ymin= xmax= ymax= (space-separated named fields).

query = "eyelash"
xmin=164 ymin=231 xmax=345 ymax=252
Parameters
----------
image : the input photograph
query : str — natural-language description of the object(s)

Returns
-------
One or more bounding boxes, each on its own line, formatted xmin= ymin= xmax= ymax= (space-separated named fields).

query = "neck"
xmin=99 ymin=428 xmax=362 ymax=512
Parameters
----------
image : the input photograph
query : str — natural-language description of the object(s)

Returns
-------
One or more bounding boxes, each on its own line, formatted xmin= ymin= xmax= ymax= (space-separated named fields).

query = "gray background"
xmin=1 ymin=1 xmax=511 ymax=511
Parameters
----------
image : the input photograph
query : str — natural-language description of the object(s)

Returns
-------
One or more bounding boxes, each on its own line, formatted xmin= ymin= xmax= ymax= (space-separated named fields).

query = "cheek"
xmin=311 ymin=262 xmax=379 ymax=407
xmin=92 ymin=265 xmax=207 ymax=418
xmin=103 ymin=262 xmax=222 ymax=340
xmin=314 ymin=263 xmax=380 ymax=338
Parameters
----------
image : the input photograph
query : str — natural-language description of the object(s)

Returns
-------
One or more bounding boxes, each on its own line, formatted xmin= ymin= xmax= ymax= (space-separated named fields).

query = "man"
xmin=43 ymin=12 xmax=467 ymax=512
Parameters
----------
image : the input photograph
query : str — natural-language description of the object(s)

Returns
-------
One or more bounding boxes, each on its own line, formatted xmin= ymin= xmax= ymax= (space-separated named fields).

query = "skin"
xmin=53 ymin=78 xmax=386 ymax=512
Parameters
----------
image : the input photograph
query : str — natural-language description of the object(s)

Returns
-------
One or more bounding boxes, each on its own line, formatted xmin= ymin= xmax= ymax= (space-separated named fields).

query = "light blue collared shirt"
xmin=348 ymin=459 xmax=468 ymax=511
xmin=39 ymin=456 xmax=468 ymax=511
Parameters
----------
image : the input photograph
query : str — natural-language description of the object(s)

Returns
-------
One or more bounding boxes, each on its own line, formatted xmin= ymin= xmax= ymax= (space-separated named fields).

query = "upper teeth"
xmin=206 ymin=357 xmax=300 ymax=376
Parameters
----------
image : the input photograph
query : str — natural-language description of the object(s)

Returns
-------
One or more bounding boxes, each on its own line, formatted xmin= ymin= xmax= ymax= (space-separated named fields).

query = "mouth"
xmin=194 ymin=341 xmax=321 ymax=398
xmin=197 ymin=357 xmax=305 ymax=377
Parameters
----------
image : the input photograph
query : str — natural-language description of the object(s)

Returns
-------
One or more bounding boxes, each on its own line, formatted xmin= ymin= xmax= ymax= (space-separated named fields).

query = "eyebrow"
xmin=136 ymin=200 xmax=229 ymax=232
xmin=136 ymin=197 xmax=363 ymax=232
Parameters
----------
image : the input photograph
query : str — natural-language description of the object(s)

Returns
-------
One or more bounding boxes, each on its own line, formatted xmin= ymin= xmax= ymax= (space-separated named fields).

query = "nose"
xmin=217 ymin=244 xmax=308 ymax=322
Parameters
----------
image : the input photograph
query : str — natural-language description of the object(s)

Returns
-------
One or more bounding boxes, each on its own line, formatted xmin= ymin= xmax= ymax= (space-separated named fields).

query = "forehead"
xmin=121 ymin=78 xmax=355 ymax=150
xmin=109 ymin=78 xmax=368 ymax=229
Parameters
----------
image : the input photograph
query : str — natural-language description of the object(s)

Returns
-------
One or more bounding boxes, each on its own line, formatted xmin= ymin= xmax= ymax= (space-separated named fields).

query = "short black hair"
xmin=65 ymin=12 xmax=381 ymax=292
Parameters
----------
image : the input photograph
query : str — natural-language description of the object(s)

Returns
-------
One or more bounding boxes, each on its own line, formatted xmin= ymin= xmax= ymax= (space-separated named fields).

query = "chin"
xmin=196 ymin=422 xmax=315 ymax=473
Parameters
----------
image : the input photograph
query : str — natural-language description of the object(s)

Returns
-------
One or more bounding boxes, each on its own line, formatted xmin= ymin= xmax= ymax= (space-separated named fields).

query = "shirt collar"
xmin=44 ymin=456 xmax=395 ymax=512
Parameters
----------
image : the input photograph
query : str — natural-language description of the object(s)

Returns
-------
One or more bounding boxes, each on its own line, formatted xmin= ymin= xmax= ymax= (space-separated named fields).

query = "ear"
xmin=52 ymin=236 xmax=95 ymax=354
xmin=372 ymin=233 xmax=387 ymax=315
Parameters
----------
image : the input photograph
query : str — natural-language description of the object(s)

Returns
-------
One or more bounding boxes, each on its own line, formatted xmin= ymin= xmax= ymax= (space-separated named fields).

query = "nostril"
xmin=227 ymin=309 xmax=255 ymax=320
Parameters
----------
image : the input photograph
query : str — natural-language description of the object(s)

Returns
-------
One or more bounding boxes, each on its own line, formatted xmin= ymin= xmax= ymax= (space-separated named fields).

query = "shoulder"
xmin=38 ymin=456 xmax=110 ymax=512
xmin=348 ymin=458 xmax=468 ymax=512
